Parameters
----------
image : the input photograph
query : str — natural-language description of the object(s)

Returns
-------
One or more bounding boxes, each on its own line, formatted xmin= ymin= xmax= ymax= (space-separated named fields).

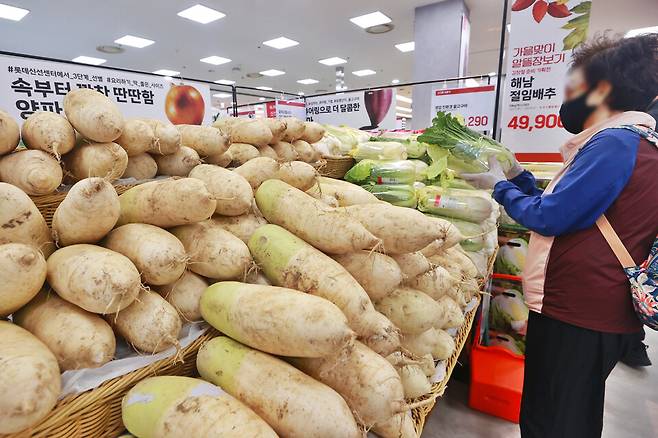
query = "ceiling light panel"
xmin=0 ymin=3 xmax=29 ymax=21
xmin=259 ymin=69 xmax=285 ymax=77
xmin=352 ymin=69 xmax=376 ymax=77
xmin=391 ymin=79 xmax=400 ymax=84
xmin=395 ymin=42 xmax=415 ymax=52
xmin=396 ymin=95 xmax=412 ymax=104
xmin=213 ymin=93 xmax=232 ymax=98
xmin=153 ymin=69 xmax=180 ymax=76
xmin=256 ymin=86 xmax=272 ymax=90
xmin=350 ymin=11 xmax=391 ymax=29
xmin=396 ymin=106 xmax=412 ymax=113
xmin=214 ymin=79 xmax=235 ymax=85
xmin=396 ymin=113 xmax=412 ymax=118
xmin=297 ymin=78 xmax=319 ymax=85
xmin=72 ymin=56 xmax=106 ymax=65
xmin=115 ymin=35 xmax=154 ymax=48
xmin=319 ymin=57 xmax=347 ymax=66
xmin=200 ymin=56 xmax=231 ymax=65
xmin=263 ymin=36 xmax=299 ymax=49
xmin=177 ymin=4 xmax=225 ymax=24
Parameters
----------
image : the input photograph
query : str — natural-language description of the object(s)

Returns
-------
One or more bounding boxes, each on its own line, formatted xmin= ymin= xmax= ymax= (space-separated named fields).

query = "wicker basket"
xmin=30 ymin=183 xmax=136 ymax=228
xmin=411 ymin=249 xmax=498 ymax=434
xmin=316 ymin=157 xmax=355 ymax=179
xmin=1 ymin=328 xmax=218 ymax=438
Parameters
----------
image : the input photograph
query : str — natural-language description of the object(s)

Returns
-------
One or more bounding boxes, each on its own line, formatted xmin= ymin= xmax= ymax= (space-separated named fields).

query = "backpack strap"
xmin=596 ymin=215 xmax=636 ymax=268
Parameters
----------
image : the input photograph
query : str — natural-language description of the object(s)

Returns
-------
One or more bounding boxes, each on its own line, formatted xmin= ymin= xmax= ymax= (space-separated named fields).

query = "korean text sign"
xmin=306 ymin=89 xmax=397 ymax=130
xmin=0 ymin=55 xmax=213 ymax=124
xmin=500 ymin=0 xmax=592 ymax=157
xmin=430 ymin=85 xmax=496 ymax=132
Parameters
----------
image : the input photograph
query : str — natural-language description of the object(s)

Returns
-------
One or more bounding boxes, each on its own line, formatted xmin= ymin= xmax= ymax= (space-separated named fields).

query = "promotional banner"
xmin=306 ymin=88 xmax=397 ymax=130
xmin=500 ymin=0 xmax=592 ymax=159
xmin=431 ymin=85 xmax=496 ymax=132
xmin=265 ymin=99 xmax=306 ymax=119
xmin=0 ymin=55 xmax=213 ymax=124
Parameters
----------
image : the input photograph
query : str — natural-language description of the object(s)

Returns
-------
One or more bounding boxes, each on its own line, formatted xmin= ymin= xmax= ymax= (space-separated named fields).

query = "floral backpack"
xmin=596 ymin=124 xmax=658 ymax=330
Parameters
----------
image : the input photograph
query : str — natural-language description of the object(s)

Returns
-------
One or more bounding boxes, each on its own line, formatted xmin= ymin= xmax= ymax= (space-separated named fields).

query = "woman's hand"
xmin=462 ymin=156 xmax=507 ymax=190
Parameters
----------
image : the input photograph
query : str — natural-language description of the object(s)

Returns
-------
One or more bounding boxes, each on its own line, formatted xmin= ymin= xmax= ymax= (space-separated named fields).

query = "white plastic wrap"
xmin=60 ymin=322 xmax=208 ymax=398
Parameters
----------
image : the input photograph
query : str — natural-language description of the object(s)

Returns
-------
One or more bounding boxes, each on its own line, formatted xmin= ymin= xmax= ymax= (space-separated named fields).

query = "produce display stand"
xmin=411 ymin=251 xmax=497 ymax=435
xmin=0 ymin=329 xmax=219 ymax=438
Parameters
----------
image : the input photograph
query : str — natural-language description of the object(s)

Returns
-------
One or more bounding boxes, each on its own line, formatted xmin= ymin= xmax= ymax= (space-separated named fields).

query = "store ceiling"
xmin=1 ymin=0 xmax=656 ymax=107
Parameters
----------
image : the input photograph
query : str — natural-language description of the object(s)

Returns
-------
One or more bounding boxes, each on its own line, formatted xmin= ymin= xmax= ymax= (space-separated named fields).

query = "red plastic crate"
xmin=469 ymin=280 xmax=525 ymax=423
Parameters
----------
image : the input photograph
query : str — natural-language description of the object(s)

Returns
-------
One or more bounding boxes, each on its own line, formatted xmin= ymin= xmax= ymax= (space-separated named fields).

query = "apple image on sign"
xmin=165 ymin=84 xmax=205 ymax=125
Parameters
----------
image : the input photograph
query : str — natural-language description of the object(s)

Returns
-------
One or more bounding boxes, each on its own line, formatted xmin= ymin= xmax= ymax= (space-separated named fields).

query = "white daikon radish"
xmin=189 ymin=164 xmax=253 ymax=216
xmin=0 ymin=109 xmax=20 ymax=156
xmin=333 ymin=250 xmax=403 ymax=301
xmin=108 ymin=290 xmax=182 ymax=354
xmin=122 ymin=153 xmax=158 ymax=180
xmin=14 ymin=291 xmax=115 ymax=370
xmin=197 ymin=336 xmax=361 ymax=438
xmin=64 ymin=88 xmax=124 ymax=142
xmin=52 ymin=177 xmax=120 ymax=246
xmin=233 ymin=156 xmax=279 ymax=190
xmin=375 ymin=287 xmax=444 ymax=335
xmin=103 ymin=224 xmax=187 ymax=286
xmin=116 ymin=119 xmax=155 ymax=156
xmin=0 ymin=322 xmax=60 ymax=434
xmin=21 ymin=111 xmax=75 ymax=157
xmin=0 ymin=243 xmax=46 ymax=317
xmin=154 ymin=146 xmax=201 ymax=176
xmin=122 ymin=376 xmax=278 ymax=438
xmin=0 ymin=149 xmax=62 ymax=195
xmin=212 ymin=212 xmax=267 ymax=243
xmin=47 ymin=244 xmax=141 ymax=313
xmin=153 ymin=270 xmax=208 ymax=322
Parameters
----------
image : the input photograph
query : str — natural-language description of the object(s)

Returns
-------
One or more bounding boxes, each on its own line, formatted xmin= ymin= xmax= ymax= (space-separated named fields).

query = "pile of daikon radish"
xmin=0 ymin=88 xmax=484 ymax=438
xmin=0 ymin=89 xmax=326 ymax=196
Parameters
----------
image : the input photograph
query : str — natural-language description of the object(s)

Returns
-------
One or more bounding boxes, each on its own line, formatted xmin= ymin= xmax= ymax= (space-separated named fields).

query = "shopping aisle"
xmin=423 ymin=328 xmax=658 ymax=438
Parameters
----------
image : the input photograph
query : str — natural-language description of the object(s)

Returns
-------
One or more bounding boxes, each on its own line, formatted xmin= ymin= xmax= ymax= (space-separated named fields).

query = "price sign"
xmin=500 ymin=1 xmax=593 ymax=158
xmin=430 ymin=85 xmax=496 ymax=132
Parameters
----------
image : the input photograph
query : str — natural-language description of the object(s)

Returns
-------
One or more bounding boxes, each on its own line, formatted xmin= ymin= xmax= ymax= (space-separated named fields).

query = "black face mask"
xmin=559 ymin=90 xmax=596 ymax=134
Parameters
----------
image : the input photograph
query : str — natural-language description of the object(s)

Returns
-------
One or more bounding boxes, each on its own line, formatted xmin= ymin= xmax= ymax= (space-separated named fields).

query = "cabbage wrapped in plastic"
xmin=418 ymin=112 xmax=515 ymax=173
xmin=490 ymin=288 xmax=529 ymax=335
xmin=487 ymin=330 xmax=525 ymax=355
xmin=370 ymin=135 xmax=427 ymax=158
xmin=344 ymin=159 xmax=417 ymax=185
xmin=417 ymin=186 xmax=494 ymax=223
xmin=424 ymin=213 xmax=487 ymax=251
xmin=362 ymin=184 xmax=417 ymax=208
xmin=409 ymin=159 xmax=429 ymax=182
xmin=311 ymin=132 xmax=344 ymax=157
xmin=323 ymin=124 xmax=370 ymax=152
xmin=350 ymin=141 xmax=407 ymax=161
xmin=495 ymin=237 xmax=528 ymax=276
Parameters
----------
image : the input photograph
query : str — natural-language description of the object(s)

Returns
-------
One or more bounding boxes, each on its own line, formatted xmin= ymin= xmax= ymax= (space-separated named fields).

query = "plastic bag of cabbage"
xmin=362 ymin=184 xmax=418 ymax=208
xmin=418 ymin=111 xmax=516 ymax=173
xmin=417 ymin=186 xmax=494 ymax=223
xmin=345 ymin=160 xmax=417 ymax=185
xmin=495 ymin=237 xmax=528 ymax=276
xmin=350 ymin=141 xmax=407 ymax=161
xmin=369 ymin=135 xmax=428 ymax=159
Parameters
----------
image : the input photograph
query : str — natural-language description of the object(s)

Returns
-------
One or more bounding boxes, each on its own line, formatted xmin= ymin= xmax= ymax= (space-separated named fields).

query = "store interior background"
xmin=2 ymin=0 xmax=657 ymax=436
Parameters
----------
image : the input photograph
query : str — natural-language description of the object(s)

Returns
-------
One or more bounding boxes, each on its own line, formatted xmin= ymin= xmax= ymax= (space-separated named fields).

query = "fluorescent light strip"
xmin=153 ymin=69 xmax=180 ymax=76
xmin=297 ymin=78 xmax=319 ymax=85
xmin=319 ymin=57 xmax=347 ymax=66
xmin=396 ymin=106 xmax=412 ymax=113
xmin=214 ymin=79 xmax=235 ymax=85
xmin=353 ymin=69 xmax=376 ymax=77
xmin=391 ymin=79 xmax=400 ymax=84
xmin=263 ymin=36 xmax=299 ymax=49
xmin=256 ymin=86 xmax=272 ymax=91
xmin=213 ymin=93 xmax=231 ymax=98
xmin=396 ymin=113 xmax=412 ymax=118
xmin=177 ymin=4 xmax=225 ymax=24
xmin=72 ymin=56 xmax=106 ymax=65
xmin=0 ymin=3 xmax=29 ymax=21
xmin=115 ymin=35 xmax=154 ymax=48
xmin=260 ymin=69 xmax=285 ymax=77
xmin=201 ymin=56 xmax=231 ymax=65
xmin=396 ymin=95 xmax=412 ymax=104
xmin=350 ymin=11 xmax=391 ymax=29
xmin=395 ymin=42 xmax=415 ymax=53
